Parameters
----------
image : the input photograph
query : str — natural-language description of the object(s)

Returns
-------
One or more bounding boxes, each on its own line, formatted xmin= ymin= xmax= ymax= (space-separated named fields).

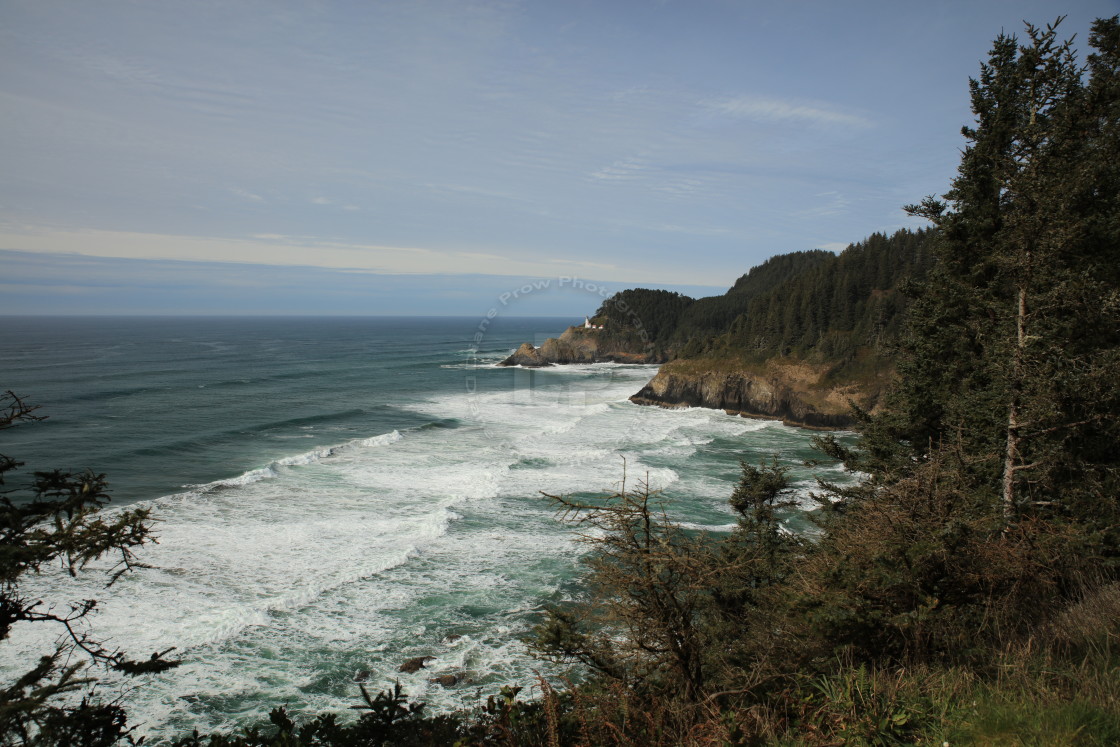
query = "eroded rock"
xmin=398 ymin=656 xmax=436 ymax=674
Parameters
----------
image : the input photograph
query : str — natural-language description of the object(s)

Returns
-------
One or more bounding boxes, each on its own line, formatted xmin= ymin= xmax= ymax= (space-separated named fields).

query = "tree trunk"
xmin=1001 ymin=282 xmax=1028 ymax=519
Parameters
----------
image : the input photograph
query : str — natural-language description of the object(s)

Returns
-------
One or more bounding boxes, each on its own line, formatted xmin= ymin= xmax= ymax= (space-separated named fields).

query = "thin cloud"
xmin=230 ymin=188 xmax=265 ymax=203
xmin=589 ymin=156 xmax=650 ymax=181
xmin=705 ymin=96 xmax=872 ymax=128
xmin=796 ymin=191 xmax=852 ymax=218
xmin=650 ymin=223 xmax=732 ymax=237
xmin=422 ymin=182 xmax=526 ymax=202
xmin=0 ymin=226 xmax=723 ymax=285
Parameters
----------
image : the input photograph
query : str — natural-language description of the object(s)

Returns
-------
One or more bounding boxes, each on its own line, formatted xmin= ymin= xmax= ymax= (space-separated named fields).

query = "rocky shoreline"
xmin=627 ymin=362 xmax=862 ymax=430
xmin=501 ymin=332 xmax=874 ymax=429
xmin=498 ymin=326 xmax=658 ymax=367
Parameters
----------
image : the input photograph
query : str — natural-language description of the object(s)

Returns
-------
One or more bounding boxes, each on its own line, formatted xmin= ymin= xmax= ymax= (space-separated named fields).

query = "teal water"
xmin=0 ymin=316 xmax=850 ymax=740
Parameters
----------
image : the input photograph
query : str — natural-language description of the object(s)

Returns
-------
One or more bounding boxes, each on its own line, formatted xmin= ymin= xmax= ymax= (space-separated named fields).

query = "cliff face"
xmin=501 ymin=331 xmax=884 ymax=430
xmin=628 ymin=358 xmax=883 ymax=429
xmin=499 ymin=326 xmax=658 ymax=367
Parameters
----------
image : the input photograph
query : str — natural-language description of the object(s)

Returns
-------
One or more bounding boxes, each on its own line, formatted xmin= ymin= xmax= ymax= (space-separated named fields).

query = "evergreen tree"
xmin=808 ymin=16 xmax=1120 ymax=664
xmin=900 ymin=17 xmax=1120 ymax=525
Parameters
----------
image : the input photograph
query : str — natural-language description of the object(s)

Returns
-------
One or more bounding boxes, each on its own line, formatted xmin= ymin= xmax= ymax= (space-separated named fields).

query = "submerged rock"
xmin=429 ymin=673 xmax=460 ymax=687
xmin=399 ymin=656 xmax=436 ymax=674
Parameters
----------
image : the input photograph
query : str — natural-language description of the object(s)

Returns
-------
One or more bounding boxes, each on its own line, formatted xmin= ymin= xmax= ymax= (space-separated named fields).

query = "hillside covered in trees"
xmin=503 ymin=228 xmax=937 ymax=425
xmin=3 ymin=16 xmax=1118 ymax=747
xmin=594 ymin=227 xmax=934 ymax=369
xmin=607 ymin=229 xmax=935 ymax=426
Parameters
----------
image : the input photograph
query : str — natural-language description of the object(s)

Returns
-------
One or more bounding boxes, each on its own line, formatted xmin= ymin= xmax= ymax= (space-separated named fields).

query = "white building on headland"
xmin=584 ymin=316 xmax=604 ymax=330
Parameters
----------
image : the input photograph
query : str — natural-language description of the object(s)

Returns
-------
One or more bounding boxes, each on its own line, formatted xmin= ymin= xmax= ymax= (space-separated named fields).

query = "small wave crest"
xmin=678 ymin=521 xmax=738 ymax=533
xmin=185 ymin=430 xmax=405 ymax=494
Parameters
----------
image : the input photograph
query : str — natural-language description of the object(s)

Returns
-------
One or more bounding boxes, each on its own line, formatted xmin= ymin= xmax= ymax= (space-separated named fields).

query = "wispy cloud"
xmin=796 ymin=191 xmax=852 ymax=218
xmin=422 ymin=182 xmax=526 ymax=202
xmin=230 ymin=188 xmax=265 ymax=203
xmin=2 ymin=0 xmax=1046 ymax=311
xmin=704 ymin=96 xmax=872 ymax=129
xmin=589 ymin=156 xmax=650 ymax=181
xmin=650 ymin=223 xmax=732 ymax=237
xmin=587 ymin=154 xmax=708 ymax=199
xmin=0 ymin=248 xmax=727 ymax=316
xmin=311 ymin=196 xmax=361 ymax=211
xmin=0 ymin=225 xmax=724 ymax=285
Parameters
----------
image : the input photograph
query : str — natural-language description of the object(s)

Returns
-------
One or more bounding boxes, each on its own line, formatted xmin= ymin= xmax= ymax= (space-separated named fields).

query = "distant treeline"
xmin=594 ymin=226 xmax=936 ymax=369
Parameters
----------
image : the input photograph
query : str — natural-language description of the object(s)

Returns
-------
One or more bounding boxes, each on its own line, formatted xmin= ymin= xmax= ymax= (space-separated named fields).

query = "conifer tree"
xmin=804 ymin=17 xmax=1120 ymax=663
xmin=897 ymin=17 xmax=1120 ymax=524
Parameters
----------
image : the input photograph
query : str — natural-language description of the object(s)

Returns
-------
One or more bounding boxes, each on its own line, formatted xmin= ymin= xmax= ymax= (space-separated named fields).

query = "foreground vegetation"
xmin=3 ymin=16 xmax=1118 ymax=746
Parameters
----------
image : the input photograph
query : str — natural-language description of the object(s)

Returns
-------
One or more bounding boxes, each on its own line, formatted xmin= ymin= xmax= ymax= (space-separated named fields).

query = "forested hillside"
xmin=592 ymin=228 xmax=933 ymax=372
xmin=609 ymin=228 xmax=936 ymax=427
xmin=689 ymin=229 xmax=935 ymax=365
xmin=591 ymin=248 xmax=837 ymax=359
xmin=507 ymin=224 xmax=931 ymax=377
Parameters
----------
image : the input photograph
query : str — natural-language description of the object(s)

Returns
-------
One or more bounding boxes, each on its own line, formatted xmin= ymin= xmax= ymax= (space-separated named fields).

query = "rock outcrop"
xmin=502 ymin=342 xmax=553 ymax=367
xmin=628 ymin=359 xmax=882 ymax=429
xmin=499 ymin=326 xmax=657 ymax=366
xmin=399 ymin=656 xmax=436 ymax=674
xmin=502 ymin=327 xmax=885 ymax=429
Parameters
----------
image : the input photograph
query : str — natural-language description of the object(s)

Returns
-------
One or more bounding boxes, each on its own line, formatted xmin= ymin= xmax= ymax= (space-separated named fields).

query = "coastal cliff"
xmin=628 ymin=358 xmax=886 ymax=429
xmin=500 ymin=228 xmax=931 ymax=424
xmin=499 ymin=326 xmax=659 ymax=367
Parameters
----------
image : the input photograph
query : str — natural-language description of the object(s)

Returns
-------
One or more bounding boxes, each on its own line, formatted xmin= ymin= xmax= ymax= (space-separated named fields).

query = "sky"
xmin=1 ymin=0 xmax=1115 ymax=316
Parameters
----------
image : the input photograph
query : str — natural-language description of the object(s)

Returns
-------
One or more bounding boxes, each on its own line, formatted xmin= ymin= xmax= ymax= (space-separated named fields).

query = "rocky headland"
xmin=498 ymin=325 xmax=659 ymax=367
xmin=627 ymin=358 xmax=885 ymax=429
xmin=498 ymin=226 xmax=928 ymax=426
xmin=500 ymin=326 xmax=883 ymax=428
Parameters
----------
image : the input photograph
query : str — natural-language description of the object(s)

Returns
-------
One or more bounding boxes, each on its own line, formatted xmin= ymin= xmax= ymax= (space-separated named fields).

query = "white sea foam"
xmin=679 ymin=521 xmax=739 ymax=532
xmin=0 ymin=357 xmax=853 ymax=738
xmin=347 ymin=429 xmax=405 ymax=449
xmin=180 ymin=430 xmax=406 ymax=493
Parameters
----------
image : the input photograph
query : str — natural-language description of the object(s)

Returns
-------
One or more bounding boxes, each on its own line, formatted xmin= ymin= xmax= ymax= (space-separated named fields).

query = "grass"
xmin=777 ymin=584 xmax=1120 ymax=746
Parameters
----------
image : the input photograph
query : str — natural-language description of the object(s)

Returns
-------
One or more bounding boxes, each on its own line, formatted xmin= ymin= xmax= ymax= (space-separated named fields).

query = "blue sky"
xmin=1 ymin=0 xmax=1114 ymax=315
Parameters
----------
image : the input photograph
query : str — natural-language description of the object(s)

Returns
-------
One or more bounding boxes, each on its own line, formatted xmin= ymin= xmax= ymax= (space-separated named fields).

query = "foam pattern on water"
xmin=0 ymin=359 xmax=847 ymax=740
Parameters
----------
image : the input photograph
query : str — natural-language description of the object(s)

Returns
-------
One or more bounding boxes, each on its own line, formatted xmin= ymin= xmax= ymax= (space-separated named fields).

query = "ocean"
xmin=0 ymin=316 xmax=850 ymax=740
